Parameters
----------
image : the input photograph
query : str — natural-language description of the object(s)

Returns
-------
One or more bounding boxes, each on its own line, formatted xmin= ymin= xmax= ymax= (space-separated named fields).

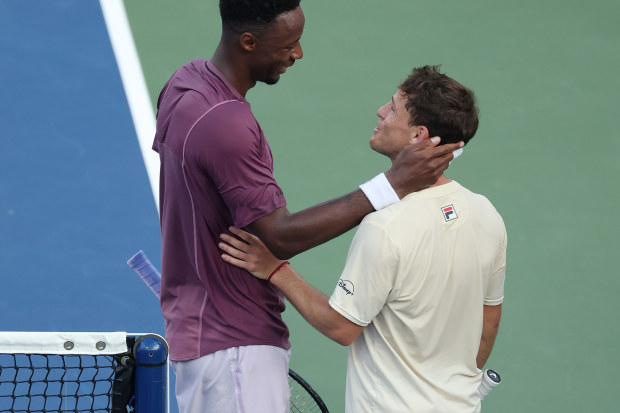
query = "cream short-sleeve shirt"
xmin=329 ymin=181 xmax=506 ymax=413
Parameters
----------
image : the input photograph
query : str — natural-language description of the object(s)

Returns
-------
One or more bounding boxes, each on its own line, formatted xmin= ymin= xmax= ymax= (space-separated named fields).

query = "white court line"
xmin=100 ymin=0 xmax=159 ymax=212
xmin=99 ymin=2 xmax=167 ymax=410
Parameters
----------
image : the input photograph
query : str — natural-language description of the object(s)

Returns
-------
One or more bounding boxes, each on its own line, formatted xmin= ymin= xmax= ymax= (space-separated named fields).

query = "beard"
xmin=261 ymin=64 xmax=286 ymax=85
xmin=263 ymin=76 xmax=280 ymax=85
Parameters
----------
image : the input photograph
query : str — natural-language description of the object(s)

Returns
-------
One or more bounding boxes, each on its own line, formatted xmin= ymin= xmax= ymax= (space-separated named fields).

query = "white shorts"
xmin=171 ymin=345 xmax=291 ymax=413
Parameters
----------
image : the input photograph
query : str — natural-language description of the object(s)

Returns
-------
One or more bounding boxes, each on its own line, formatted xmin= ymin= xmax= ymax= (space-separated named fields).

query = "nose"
xmin=292 ymin=41 xmax=303 ymax=60
xmin=377 ymin=102 xmax=389 ymax=119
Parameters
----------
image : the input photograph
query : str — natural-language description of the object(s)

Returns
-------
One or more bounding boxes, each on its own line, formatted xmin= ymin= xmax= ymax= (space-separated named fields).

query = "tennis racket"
xmin=479 ymin=369 xmax=501 ymax=400
xmin=288 ymin=368 xmax=329 ymax=412
xmin=127 ymin=250 xmax=330 ymax=412
xmin=127 ymin=250 xmax=161 ymax=298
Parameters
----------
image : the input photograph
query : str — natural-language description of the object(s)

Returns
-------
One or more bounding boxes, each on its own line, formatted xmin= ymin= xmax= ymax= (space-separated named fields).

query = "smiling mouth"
xmin=282 ymin=61 xmax=295 ymax=72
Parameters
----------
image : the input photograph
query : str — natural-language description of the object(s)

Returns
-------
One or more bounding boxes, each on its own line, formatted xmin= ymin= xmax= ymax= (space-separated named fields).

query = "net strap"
xmin=0 ymin=332 xmax=128 ymax=355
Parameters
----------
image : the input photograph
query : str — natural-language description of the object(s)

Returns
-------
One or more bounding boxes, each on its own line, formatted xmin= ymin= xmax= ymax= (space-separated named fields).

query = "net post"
xmin=133 ymin=334 xmax=169 ymax=413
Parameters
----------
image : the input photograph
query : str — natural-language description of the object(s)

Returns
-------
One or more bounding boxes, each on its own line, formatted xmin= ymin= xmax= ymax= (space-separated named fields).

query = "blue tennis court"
xmin=0 ymin=0 xmax=167 ymax=408
xmin=1 ymin=0 xmax=161 ymax=332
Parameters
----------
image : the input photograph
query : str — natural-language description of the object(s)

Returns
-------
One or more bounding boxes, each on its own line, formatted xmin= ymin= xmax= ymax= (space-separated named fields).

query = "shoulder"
xmin=194 ymin=100 xmax=259 ymax=145
xmin=203 ymin=99 xmax=254 ymax=124
xmin=363 ymin=189 xmax=435 ymax=229
xmin=466 ymin=188 xmax=504 ymax=220
xmin=166 ymin=59 xmax=208 ymax=89
xmin=458 ymin=185 xmax=507 ymax=238
xmin=356 ymin=205 xmax=414 ymax=254
xmin=184 ymin=101 xmax=264 ymax=164
xmin=359 ymin=206 xmax=398 ymax=232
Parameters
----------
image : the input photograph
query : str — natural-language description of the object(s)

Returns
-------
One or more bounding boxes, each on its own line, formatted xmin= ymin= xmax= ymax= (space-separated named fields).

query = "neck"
xmin=431 ymin=175 xmax=451 ymax=187
xmin=391 ymin=156 xmax=451 ymax=188
xmin=211 ymin=41 xmax=255 ymax=97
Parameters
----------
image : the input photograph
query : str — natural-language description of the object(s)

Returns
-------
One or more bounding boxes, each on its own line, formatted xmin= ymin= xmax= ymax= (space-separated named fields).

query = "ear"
xmin=409 ymin=126 xmax=429 ymax=143
xmin=240 ymin=32 xmax=258 ymax=52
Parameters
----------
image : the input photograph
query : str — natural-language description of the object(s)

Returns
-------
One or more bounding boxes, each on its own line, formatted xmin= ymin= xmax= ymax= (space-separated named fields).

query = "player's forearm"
xmin=476 ymin=304 xmax=502 ymax=369
xmin=476 ymin=336 xmax=496 ymax=369
xmin=249 ymin=189 xmax=374 ymax=259
xmin=270 ymin=266 xmax=361 ymax=346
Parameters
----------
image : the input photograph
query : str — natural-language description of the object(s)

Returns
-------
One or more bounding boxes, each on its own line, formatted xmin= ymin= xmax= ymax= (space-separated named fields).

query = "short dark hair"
xmin=400 ymin=65 xmax=478 ymax=145
xmin=220 ymin=0 xmax=301 ymax=33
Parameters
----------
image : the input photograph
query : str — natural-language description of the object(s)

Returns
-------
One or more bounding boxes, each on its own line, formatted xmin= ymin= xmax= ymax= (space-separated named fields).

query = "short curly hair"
xmin=400 ymin=65 xmax=479 ymax=145
xmin=220 ymin=0 xmax=301 ymax=32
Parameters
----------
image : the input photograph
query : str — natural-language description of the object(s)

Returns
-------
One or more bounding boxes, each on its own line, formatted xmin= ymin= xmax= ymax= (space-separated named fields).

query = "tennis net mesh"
xmin=0 ymin=332 xmax=166 ymax=413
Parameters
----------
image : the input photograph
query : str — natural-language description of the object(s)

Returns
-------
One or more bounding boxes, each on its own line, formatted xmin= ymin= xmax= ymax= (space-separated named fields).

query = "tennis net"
xmin=0 ymin=332 xmax=168 ymax=413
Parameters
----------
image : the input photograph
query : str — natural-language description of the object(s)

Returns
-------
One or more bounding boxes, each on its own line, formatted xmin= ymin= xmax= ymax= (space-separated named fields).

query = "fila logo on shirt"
xmin=441 ymin=204 xmax=458 ymax=222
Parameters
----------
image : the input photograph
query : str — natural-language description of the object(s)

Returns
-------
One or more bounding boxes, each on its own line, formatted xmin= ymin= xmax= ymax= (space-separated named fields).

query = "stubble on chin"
xmin=263 ymin=77 xmax=280 ymax=85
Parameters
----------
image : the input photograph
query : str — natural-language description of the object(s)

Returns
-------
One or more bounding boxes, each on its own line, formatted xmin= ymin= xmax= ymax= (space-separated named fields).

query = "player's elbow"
xmin=248 ymin=209 xmax=302 ymax=260
xmin=260 ymin=234 xmax=300 ymax=260
xmin=323 ymin=330 xmax=352 ymax=346
xmin=319 ymin=312 xmax=364 ymax=346
xmin=333 ymin=335 xmax=355 ymax=347
xmin=325 ymin=326 xmax=361 ymax=347
xmin=273 ymin=248 xmax=296 ymax=261
xmin=263 ymin=240 xmax=296 ymax=260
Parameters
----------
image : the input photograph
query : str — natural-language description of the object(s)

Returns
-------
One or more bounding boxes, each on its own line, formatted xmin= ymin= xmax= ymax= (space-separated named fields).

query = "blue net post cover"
xmin=133 ymin=334 xmax=168 ymax=413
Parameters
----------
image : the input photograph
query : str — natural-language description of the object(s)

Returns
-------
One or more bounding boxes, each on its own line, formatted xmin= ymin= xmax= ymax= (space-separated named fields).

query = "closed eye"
xmin=284 ymin=41 xmax=298 ymax=51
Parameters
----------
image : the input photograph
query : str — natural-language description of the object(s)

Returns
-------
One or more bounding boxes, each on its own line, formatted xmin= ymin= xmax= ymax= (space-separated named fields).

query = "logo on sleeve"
xmin=338 ymin=279 xmax=355 ymax=296
xmin=441 ymin=204 xmax=458 ymax=222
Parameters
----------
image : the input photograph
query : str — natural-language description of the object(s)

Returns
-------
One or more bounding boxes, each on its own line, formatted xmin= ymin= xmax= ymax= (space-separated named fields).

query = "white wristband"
xmin=452 ymin=147 xmax=464 ymax=159
xmin=359 ymin=172 xmax=400 ymax=211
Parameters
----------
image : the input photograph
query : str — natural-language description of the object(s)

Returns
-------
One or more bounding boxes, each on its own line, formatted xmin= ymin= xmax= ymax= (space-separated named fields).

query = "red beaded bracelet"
xmin=267 ymin=261 xmax=290 ymax=282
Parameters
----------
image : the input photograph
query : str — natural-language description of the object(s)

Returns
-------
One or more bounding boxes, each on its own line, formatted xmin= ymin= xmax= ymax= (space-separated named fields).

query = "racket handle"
xmin=478 ymin=369 xmax=501 ymax=401
xmin=127 ymin=250 xmax=161 ymax=298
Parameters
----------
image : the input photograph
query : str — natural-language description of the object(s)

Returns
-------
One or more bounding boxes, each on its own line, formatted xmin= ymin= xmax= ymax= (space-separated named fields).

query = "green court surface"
xmin=125 ymin=1 xmax=619 ymax=411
